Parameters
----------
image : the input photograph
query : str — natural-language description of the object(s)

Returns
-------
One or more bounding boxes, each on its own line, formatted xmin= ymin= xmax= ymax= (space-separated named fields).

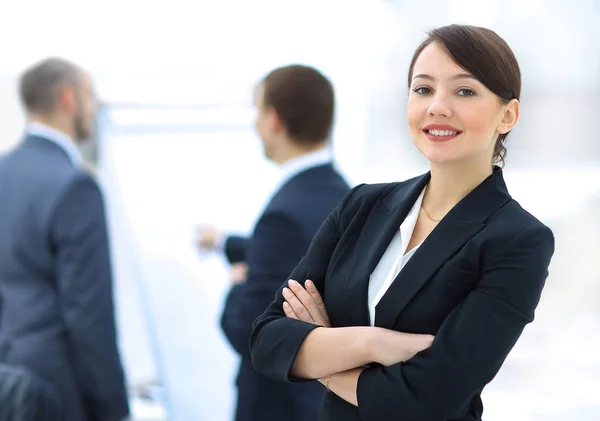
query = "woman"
xmin=249 ymin=24 xmax=555 ymax=421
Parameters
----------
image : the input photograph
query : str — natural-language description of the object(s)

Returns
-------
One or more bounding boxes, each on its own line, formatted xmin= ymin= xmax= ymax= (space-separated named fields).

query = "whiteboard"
xmin=98 ymin=106 xmax=280 ymax=421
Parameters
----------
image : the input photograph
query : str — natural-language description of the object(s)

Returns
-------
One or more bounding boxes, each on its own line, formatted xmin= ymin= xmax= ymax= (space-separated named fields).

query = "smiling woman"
xmin=249 ymin=24 xmax=555 ymax=421
xmin=407 ymin=25 xmax=521 ymax=168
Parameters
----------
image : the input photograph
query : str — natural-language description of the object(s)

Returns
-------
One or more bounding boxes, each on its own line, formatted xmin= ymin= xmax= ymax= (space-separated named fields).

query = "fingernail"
xmin=283 ymin=302 xmax=289 ymax=308
xmin=288 ymin=280 xmax=297 ymax=286
xmin=282 ymin=288 xmax=290 ymax=295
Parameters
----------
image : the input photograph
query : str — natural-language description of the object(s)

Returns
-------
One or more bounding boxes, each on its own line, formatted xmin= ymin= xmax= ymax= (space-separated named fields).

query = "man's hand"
xmin=195 ymin=225 xmax=222 ymax=251
xmin=282 ymin=279 xmax=331 ymax=327
xmin=230 ymin=262 xmax=248 ymax=285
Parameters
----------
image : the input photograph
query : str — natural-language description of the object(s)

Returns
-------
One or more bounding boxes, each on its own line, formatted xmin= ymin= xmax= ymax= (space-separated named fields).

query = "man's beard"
xmin=73 ymin=111 xmax=93 ymax=145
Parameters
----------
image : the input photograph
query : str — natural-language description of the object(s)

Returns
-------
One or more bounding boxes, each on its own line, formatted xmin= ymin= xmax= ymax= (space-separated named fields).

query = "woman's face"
xmin=407 ymin=42 xmax=518 ymax=166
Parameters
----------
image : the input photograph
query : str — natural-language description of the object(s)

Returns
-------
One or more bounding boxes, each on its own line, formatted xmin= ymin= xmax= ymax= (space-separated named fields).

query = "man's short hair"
xmin=19 ymin=57 xmax=80 ymax=114
xmin=261 ymin=65 xmax=334 ymax=145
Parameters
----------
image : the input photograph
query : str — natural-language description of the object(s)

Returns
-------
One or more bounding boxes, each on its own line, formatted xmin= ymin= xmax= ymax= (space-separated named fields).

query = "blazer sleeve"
xmin=50 ymin=174 xmax=129 ymax=421
xmin=249 ymin=184 xmax=363 ymax=382
xmin=224 ymin=235 xmax=247 ymax=264
xmin=356 ymin=224 xmax=555 ymax=421
xmin=220 ymin=211 xmax=307 ymax=359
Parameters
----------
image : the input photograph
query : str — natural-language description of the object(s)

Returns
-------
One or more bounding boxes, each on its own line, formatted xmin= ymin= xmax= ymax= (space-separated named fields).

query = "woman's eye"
xmin=457 ymin=88 xmax=476 ymax=97
xmin=413 ymin=86 xmax=431 ymax=95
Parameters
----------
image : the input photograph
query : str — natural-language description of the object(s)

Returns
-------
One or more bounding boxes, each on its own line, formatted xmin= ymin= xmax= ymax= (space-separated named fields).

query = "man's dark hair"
xmin=261 ymin=65 xmax=335 ymax=145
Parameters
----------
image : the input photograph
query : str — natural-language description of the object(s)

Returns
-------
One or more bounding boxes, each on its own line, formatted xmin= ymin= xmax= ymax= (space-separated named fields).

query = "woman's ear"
xmin=497 ymin=99 xmax=520 ymax=135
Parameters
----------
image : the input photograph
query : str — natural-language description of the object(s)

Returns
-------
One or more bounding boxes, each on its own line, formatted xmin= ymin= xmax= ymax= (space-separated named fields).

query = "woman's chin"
xmin=423 ymin=153 xmax=462 ymax=165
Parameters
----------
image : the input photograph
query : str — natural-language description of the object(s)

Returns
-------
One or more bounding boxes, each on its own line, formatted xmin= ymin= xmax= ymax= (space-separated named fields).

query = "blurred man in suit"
xmin=197 ymin=65 xmax=350 ymax=421
xmin=0 ymin=58 xmax=129 ymax=421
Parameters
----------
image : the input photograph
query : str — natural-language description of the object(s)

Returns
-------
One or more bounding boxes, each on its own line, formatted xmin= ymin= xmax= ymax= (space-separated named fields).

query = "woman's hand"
xmin=282 ymin=279 xmax=331 ymax=327
xmin=368 ymin=328 xmax=434 ymax=366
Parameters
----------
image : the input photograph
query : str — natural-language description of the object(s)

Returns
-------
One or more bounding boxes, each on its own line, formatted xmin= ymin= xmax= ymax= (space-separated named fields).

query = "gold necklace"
xmin=421 ymin=204 xmax=442 ymax=222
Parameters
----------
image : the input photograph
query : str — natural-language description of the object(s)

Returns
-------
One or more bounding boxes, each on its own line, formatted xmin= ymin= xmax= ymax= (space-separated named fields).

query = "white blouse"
xmin=367 ymin=188 xmax=425 ymax=326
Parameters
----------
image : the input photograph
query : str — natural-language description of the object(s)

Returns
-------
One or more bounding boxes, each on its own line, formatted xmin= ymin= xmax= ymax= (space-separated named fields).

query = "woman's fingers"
xmin=305 ymin=280 xmax=331 ymax=326
xmin=305 ymin=280 xmax=325 ymax=309
xmin=287 ymin=280 xmax=325 ymax=323
xmin=282 ymin=287 xmax=314 ymax=323
xmin=283 ymin=301 xmax=298 ymax=320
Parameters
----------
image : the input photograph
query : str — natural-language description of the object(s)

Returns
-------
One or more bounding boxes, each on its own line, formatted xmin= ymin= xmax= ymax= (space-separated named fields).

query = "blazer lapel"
xmin=374 ymin=167 xmax=512 ymax=329
xmin=344 ymin=174 xmax=430 ymax=326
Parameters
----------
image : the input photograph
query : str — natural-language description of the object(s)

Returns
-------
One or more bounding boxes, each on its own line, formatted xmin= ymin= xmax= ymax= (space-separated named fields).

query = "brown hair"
xmin=19 ymin=57 xmax=80 ymax=114
xmin=261 ymin=65 xmax=334 ymax=145
xmin=408 ymin=25 xmax=521 ymax=166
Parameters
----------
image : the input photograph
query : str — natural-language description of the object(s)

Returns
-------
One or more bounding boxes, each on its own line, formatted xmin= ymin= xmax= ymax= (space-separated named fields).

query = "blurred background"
xmin=1 ymin=0 xmax=599 ymax=420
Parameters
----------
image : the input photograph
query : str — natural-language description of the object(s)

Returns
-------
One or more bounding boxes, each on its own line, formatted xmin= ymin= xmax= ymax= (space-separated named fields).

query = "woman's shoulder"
xmin=344 ymin=174 xmax=425 ymax=208
xmin=346 ymin=181 xmax=400 ymax=201
xmin=492 ymin=199 xmax=553 ymax=237
xmin=484 ymin=198 xmax=555 ymax=259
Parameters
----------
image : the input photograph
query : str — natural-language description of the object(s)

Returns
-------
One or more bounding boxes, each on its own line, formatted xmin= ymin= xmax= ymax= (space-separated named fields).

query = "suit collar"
xmin=346 ymin=167 xmax=512 ymax=327
xmin=25 ymin=123 xmax=82 ymax=166
xmin=260 ymin=163 xmax=336 ymax=217
xmin=280 ymin=147 xmax=332 ymax=176
xmin=279 ymin=148 xmax=333 ymax=186
xmin=273 ymin=163 xmax=335 ymax=196
xmin=22 ymin=134 xmax=70 ymax=164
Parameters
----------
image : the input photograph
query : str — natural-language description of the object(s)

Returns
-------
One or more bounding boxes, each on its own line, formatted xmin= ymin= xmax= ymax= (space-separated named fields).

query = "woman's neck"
xmin=423 ymin=159 xmax=494 ymax=218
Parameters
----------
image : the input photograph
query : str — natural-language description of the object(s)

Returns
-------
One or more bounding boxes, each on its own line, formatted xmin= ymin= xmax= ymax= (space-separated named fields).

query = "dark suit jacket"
xmin=0 ymin=135 xmax=129 ymax=421
xmin=0 ymin=363 xmax=60 ymax=421
xmin=250 ymin=167 xmax=555 ymax=421
xmin=220 ymin=163 xmax=349 ymax=421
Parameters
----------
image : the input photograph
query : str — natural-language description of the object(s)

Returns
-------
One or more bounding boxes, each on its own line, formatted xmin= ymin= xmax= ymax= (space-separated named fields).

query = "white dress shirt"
xmin=276 ymin=147 xmax=333 ymax=191
xmin=367 ymin=187 xmax=425 ymax=326
xmin=27 ymin=122 xmax=82 ymax=166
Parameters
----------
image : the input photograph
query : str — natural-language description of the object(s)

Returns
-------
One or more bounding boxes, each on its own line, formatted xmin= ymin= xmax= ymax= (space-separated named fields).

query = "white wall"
xmin=0 ymin=74 xmax=25 ymax=153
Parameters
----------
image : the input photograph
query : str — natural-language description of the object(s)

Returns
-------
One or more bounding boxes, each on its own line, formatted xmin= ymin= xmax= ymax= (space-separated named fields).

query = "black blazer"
xmin=0 ymin=135 xmax=129 ymax=421
xmin=250 ymin=167 xmax=555 ymax=421
xmin=220 ymin=163 xmax=350 ymax=421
